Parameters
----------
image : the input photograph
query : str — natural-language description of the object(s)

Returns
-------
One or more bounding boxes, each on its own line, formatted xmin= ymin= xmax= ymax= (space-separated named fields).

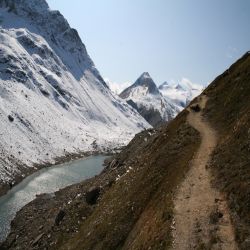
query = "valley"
xmin=0 ymin=1 xmax=249 ymax=250
xmin=2 ymin=52 xmax=248 ymax=249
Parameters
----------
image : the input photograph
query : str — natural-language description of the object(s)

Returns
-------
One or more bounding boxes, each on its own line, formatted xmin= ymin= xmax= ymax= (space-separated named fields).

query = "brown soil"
xmin=172 ymin=95 xmax=237 ymax=249
xmin=203 ymin=52 xmax=250 ymax=249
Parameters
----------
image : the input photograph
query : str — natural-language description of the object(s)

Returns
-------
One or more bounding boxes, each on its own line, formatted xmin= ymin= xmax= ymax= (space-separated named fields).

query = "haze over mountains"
xmin=0 ymin=0 xmax=150 ymax=188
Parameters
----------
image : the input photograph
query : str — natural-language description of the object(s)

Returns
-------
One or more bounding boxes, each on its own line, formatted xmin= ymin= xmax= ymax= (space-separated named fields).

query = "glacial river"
xmin=0 ymin=155 xmax=107 ymax=242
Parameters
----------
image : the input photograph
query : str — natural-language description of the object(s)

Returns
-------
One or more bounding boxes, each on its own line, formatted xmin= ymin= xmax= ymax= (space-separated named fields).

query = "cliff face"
xmin=0 ymin=0 xmax=150 ymax=189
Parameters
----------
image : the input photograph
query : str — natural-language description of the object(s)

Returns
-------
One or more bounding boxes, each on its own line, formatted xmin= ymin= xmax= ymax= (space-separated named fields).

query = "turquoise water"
xmin=0 ymin=155 xmax=107 ymax=242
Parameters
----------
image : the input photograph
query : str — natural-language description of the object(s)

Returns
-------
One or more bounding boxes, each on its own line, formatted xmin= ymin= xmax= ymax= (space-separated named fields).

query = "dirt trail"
xmin=172 ymin=95 xmax=237 ymax=250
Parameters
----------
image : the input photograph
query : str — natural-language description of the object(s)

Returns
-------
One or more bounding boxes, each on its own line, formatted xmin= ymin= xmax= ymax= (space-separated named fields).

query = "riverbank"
xmin=0 ymin=154 xmax=117 ymax=249
xmin=0 ymin=154 xmax=112 ymax=245
xmin=0 ymin=148 xmax=119 ymax=198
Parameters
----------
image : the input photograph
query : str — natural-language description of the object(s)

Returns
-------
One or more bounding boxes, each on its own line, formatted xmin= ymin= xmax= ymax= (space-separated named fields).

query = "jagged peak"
xmin=140 ymin=72 xmax=151 ymax=79
xmin=158 ymin=81 xmax=171 ymax=89
xmin=0 ymin=0 xmax=107 ymax=88
xmin=133 ymin=72 xmax=159 ymax=94
xmin=120 ymin=72 xmax=160 ymax=99
xmin=0 ymin=0 xmax=49 ymax=15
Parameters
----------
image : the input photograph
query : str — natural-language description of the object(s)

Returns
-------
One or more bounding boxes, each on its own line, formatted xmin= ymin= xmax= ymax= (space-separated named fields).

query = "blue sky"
xmin=47 ymin=0 xmax=250 ymax=87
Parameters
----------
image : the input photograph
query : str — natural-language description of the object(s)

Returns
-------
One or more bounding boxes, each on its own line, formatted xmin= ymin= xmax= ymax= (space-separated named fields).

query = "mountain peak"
xmin=0 ymin=0 xmax=49 ymax=14
xmin=0 ymin=0 xmax=107 ymax=87
xmin=134 ymin=72 xmax=159 ymax=94
xmin=120 ymin=72 xmax=159 ymax=99
xmin=140 ymin=72 xmax=151 ymax=79
xmin=119 ymin=72 xmax=180 ymax=126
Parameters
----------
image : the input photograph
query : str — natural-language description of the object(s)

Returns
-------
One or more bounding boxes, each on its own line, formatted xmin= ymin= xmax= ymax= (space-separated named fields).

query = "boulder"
xmin=32 ymin=233 xmax=44 ymax=246
xmin=8 ymin=115 xmax=14 ymax=122
xmin=190 ymin=104 xmax=201 ymax=112
xmin=54 ymin=209 xmax=66 ymax=226
xmin=85 ymin=187 xmax=101 ymax=205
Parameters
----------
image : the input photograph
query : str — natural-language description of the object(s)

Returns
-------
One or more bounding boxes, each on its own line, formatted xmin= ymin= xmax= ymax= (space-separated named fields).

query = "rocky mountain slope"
xmin=0 ymin=0 xmax=150 ymax=193
xmin=2 ymin=53 xmax=249 ymax=249
xmin=120 ymin=72 xmax=180 ymax=126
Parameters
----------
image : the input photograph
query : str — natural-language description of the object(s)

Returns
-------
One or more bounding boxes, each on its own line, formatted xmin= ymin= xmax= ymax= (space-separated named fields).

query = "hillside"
xmin=0 ymin=0 xmax=150 ymax=194
xmin=2 ymin=53 xmax=249 ymax=249
xmin=202 ymin=52 xmax=250 ymax=249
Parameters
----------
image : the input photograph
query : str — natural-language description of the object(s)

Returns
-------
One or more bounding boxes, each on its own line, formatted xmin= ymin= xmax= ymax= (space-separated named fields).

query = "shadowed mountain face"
xmin=120 ymin=72 xmax=180 ymax=127
xmin=2 ymin=48 xmax=249 ymax=249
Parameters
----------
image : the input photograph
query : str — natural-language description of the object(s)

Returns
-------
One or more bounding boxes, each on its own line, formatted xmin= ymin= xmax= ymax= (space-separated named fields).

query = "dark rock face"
xmin=190 ymin=104 xmax=201 ymax=112
xmin=8 ymin=115 xmax=14 ymax=122
xmin=54 ymin=209 xmax=66 ymax=226
xmin=137 ymin=105 xmax=163 ymax=127
xmin=85 ymin=187 xmax=101 ymax=205
xmin=126 ymin=100 xmax=164 ymax=127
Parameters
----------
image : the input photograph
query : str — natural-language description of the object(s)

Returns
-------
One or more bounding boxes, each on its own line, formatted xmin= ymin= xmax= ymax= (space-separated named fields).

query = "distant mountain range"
xmin=159 ymin=80 xmax=204 ymax=109
xmin=119 ymin=72 xmax=203 ymax=126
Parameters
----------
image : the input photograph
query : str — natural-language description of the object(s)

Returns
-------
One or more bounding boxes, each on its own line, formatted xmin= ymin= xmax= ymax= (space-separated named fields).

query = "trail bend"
xmin=172 ymin=95 xmax=237 ymax=250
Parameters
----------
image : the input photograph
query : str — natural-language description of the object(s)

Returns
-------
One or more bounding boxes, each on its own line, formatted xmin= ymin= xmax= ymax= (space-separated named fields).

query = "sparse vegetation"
xmin=203 ymin=52 xmax=250 ymax=249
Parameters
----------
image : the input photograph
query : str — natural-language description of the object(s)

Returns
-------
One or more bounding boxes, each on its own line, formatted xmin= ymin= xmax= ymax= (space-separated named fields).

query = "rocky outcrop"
xmin=85 ymin=187 xmax=101 ymax=205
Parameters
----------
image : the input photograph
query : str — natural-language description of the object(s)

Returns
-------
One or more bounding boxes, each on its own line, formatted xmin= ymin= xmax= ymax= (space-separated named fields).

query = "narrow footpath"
xmin=172 ymin=95 xmax=237 ymax=250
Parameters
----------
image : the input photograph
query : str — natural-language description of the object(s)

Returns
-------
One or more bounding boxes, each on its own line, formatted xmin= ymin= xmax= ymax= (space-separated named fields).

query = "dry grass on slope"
xmin=203 ymin=52 xmax=250 ymax=249
xmin=62 ymin=111 xmax=200 ymax=250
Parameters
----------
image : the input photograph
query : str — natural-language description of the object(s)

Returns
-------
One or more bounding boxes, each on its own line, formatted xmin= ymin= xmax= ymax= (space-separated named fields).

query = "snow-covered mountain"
xmin=119 ymin=73 xmax=204 ymax=127
xmin=0 ymin=0 xmax=150 ymax=187
xmin=120 ymin=72 xmax=180 ymax=127
xmin=159 ymin=80 xmax=204 ymax=109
